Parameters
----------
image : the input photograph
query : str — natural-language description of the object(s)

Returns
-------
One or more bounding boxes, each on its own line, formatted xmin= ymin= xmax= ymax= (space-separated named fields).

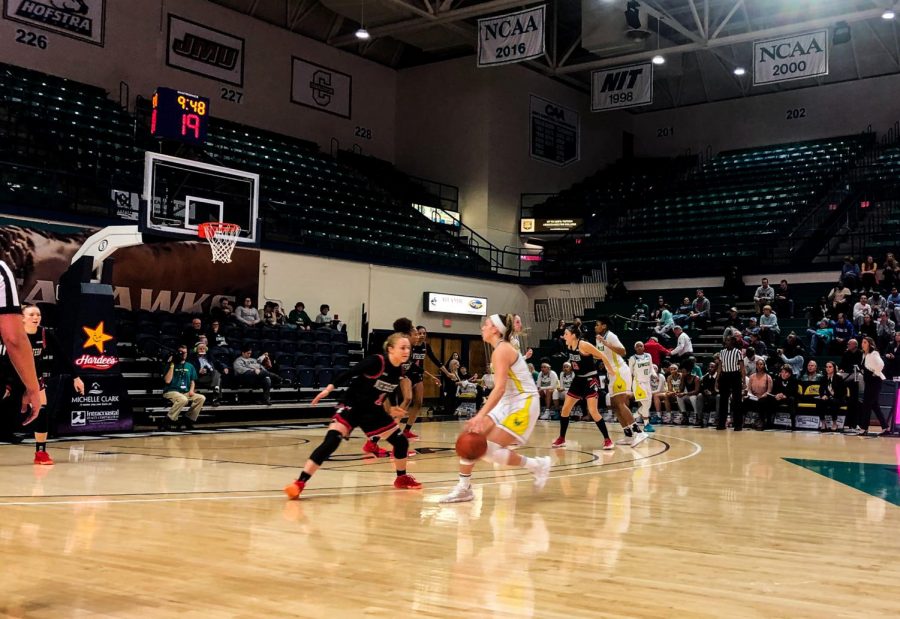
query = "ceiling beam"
xmin=557 ymin=7 xmax=885 ymax=74
xmin=380 ymin=0 xmax=435 ymax=21
xmin=642 ymin=1 xmax=705 ymax=44
xmin=332 ymin=0 xmax=541 ymax=46
xmin=710 ymin=0 xmax=743 ymax=41
xmin=687 ymin=0 xmax=707 ymax=40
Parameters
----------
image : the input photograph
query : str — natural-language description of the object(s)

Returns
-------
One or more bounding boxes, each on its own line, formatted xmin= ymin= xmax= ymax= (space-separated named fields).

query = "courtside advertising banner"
xmin=591 ymin=62 xmax=653 ymax=111
xmin=753 ymin=29 xmax=828 ymax=86
xmin=477 ymin=5 xmax=545 ymax=67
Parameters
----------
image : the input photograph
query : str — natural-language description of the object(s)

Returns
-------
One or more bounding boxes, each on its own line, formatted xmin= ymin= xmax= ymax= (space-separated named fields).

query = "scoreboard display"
xmin=151 ymin=87 xmax=209 ymax=144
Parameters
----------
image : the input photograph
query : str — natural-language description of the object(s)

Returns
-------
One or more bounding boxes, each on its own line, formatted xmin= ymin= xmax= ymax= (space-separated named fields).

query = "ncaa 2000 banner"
xmin=753 ymin=29 xmax=828 ymax=86
xmin=477 ymin=5 xmax=545 ymax=68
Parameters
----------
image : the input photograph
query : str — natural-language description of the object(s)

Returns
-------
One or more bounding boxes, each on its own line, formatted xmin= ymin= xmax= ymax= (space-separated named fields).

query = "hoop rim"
xmin=198 ymin=222 xmax=241 ymax=239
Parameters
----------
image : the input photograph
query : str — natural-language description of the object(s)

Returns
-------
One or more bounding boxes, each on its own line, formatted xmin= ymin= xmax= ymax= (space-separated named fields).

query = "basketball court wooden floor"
xmin=1 ymin=421 xmax=898 ymax=619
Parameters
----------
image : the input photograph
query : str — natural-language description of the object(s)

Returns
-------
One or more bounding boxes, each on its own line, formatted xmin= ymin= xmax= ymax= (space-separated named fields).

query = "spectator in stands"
xmin=697 ymin=361 xmax=718 ymax=428
xmin=745 ymin=358 xmax=773 ymax=430
xmin=233 ymin=344 xmax=276 ymax=405
xmin=723 ymin=264 xmax=744 ymax=299
xmin=772 ymin=365 xmax=799 ymax=430
xmin=815 ymin=361 xmax=846 ymax=432
xmin=235 ymin=297 xmax=261 ymax=327
xmin=887 ymin=287 xmax=900 ymax=323
xmin=777 ymin=345 xmax=804 ymax=377
xmin=161 ymin=345 xmax=206 ymax=430
xmin=774 ymin=280 xmax=794 ymax=318
xmin=841 ymin=256 xmax=861 ymax=290
xmin=839 ymin=339 xmax=862 ymax=375
xmin=210 ymin=298 xmax=234 ymax=323
xmin=536 ymin=362 xmax=559 ymax=414
xmin=676 ymin=366 xmax=700 ymax=424
xmin=206 ymin=320 xmax=230 ymax=355
xmin=643 ymin=336 xmax=670 ymax=368
xmin=315 ymin=304 xmax=344 ymax=331
xmin=853 ymin=294 xmax=873 ymax=327
xmin=800 ymin=359 xmax=822 ymax=386
xmin=859 ymin=337 xmax=891 ymax=436
xmin=631 ymin=297 xmax=649 ymax=323
xmin=672 ymin=297 xmax=692 ymax=327
xmin=188 ymin=342 xmax=224 ymax=406
xmin=181 ymin=317 xmax=205 ymax=348
xmin=753 ymin=278 xmax=774 ymax=315
xmin=648 ymin=364 xmax=666 ymax=423
xmin=858 ymin=313 xmax=878 ymax=342
xmin=758 ymin=305 xmax=780 ymax=344
xmin=653 ymin=364 xmax=680 ymax=418
xmin=806 ymin=319 xmax=834 ymax=356
xmin=288 ymin=302 xmax=313 ymax=330
xmin=748 ymin=332 xmax=768 ymax=357
xmin=689 ymin=289 xmax=711 ymax=329
xmin=808 ymin=296 xmax=829 ymax=327
xmin=724 ymin=307 xmax=743 ymax=331
xmin=441 ymin=359 xmax=460 ymax=416
xmin=743 ymin=346 xmax=764 ymax=374
xmin=870 ymin=290 xmax=885 ymax=316
xmin=669 ymin=325 xmax=693 ymax=364
xmin=882 ymin=252 xmax=898 ymax=291
xmin=552 ymin=319 xmax=567 ymax=355
xmin=782 ymin=332 xmax=805 ymax=358
xmin=743 ymin=317 xmax=759 ymax=340
xmin=828 ymin=282 xmax=851 ymax=318
xmin=572 ymin=317 xmax=586 ymax=335
xmin=649 ymin=297 xmax=666 ymax=322
xmin=861 ymin=255 xmax=878 ymax=291
xmin=606 ymin=268 xmax=627 ymax=300
xmin=263 ymin=302 xmax=285 ymax=326
xmin=830 ymin=313 xmax=855 ymax=353
xmin=883 ymin=332 xmax=900 ymax=378
xmin=653 ymin=303 xmax=675 ymax=342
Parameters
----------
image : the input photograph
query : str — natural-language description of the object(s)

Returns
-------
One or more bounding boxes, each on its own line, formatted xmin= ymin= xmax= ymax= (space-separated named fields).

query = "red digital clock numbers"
xmin=151 ymin=87 xmax=209 ymax=144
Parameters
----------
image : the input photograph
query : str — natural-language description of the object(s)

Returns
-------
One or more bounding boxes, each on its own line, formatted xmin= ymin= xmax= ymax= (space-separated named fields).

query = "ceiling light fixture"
xmin=883 ymin=8 xmax=896 ymax=19
xmin=651 ymin=16 xmax=664 ymax=66
xmin=356 ymin=0 xmax=370 ymax=39
xmin=652 ymin=54 xmax=666 ymax=65
xmin=734 ymin=67 xmax=746 ymax=76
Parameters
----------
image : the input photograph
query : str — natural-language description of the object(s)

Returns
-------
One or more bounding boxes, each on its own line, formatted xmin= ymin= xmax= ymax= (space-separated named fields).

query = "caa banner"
xmin=753 ymin=29 xmax=828 ymax=86
xmin=291 ymin=57 xmax=352 ymax=119
xmin=591 ymin=62 xmax=653 ymax=111
xmin=529 ymin=94 xmax=579 ymax=166
xmin=167 ymin=14 xmax=245 ymax=86
xmin=3 ymin=0 xmax=106 ymax=45
xmin=477 ymin=5 xmax=545 ymax=68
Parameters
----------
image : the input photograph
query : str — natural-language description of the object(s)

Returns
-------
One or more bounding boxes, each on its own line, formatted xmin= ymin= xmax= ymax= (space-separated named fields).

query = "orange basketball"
xmin=455 ymin=431 xmax=488 ymax=460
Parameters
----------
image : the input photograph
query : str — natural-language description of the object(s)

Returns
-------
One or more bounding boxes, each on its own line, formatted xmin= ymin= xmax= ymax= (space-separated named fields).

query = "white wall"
xmin=633 ymin=72 xmax=900 ymax=158
xmin=0 ymin=0 xmax=397 ymax=160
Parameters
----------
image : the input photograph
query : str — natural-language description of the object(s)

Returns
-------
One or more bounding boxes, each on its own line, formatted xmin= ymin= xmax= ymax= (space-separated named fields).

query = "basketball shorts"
xmin=567 ymin=375 xmax=600 ymax=401
xmin=632 ymin=379 xmax=651 ymax=402
xmin=333 ymin=403 xmax=398 ymax=438
xmin=408 ymin=369 xmax=424 ymax=386
xmin=488 ymin=393 xmax=539 ymax=445
xmin=609 ymin=367 xmax=633 ymax=397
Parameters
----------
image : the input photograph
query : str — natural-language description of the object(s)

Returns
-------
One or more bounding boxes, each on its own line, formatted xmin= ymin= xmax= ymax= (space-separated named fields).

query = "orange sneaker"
xmin=362 ymin=440 xmax=391 ymax=458
xmin=393 ymin=474 xmax=422 ymax=490
xmin=33 ymin=451 xmax=54 ymax=465
xmin=283 ymin=480 xmax=305 ymax=500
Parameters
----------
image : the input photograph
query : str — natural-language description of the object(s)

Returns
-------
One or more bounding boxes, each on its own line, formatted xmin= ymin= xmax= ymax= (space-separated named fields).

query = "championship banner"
xmin=753 ymin=29 xmax=828 ymax=86
xmin=291 ymin=57 xmax=352 ymax=119
xmin=591 ymin=62 xmax=653 ymax=111
xmin=529 ymin=94 xmax=579 ymax=166
xmin=477 ymin=5 xmax=545 ymax=67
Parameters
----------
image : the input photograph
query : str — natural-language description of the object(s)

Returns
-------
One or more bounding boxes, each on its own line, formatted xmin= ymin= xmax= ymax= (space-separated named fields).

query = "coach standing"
xmin=716 ymin=335 xmax=745 ymax=431
xmin=0 ymin=260 xmax=42 ymax=426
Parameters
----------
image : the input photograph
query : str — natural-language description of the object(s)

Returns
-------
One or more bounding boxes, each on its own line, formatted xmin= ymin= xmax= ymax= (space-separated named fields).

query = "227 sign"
xmin=4 ymin=0 xmax=106 ymax=46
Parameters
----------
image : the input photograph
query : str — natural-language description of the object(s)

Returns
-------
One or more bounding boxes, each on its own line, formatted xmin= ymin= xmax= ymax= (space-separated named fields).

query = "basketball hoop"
xmin=198 ymin=222 xmax=241 ymax=263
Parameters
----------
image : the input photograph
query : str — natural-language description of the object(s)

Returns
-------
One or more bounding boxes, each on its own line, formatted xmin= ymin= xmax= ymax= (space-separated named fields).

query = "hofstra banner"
xmin=753 ymin=29 xmax=828 ymax=86
xmin=477 ymin=5 xmax=545 ymax=67
xmin=591 ymin=62 xmax=653 ymax=111
xmin=4 ymin=0 xmax=106 ymax=45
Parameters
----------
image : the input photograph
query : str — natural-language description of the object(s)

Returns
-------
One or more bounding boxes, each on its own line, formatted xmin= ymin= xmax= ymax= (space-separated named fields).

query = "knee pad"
xmin=33 ymin=406 xmax=49 ymax=434
xmin=309 ymin=429 xmax=343 ymax=465
xmin=482 ymin=441 xmax=511 ymax=466
xmin=386 ymin=430 xmax=409 ymax=460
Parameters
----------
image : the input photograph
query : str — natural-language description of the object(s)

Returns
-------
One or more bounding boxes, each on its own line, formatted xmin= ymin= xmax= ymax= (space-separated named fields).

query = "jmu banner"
xmin=753 ymin=30 xmax=828 ymax=86
xmin=591 ymin=62 xmax=653 ymax=111
xmin=477 ymin=5 xmax=545 ymax=68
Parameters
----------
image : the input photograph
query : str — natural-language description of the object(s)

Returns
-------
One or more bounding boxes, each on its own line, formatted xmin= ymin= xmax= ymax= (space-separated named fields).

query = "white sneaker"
xmin=615 ymin=436 xmax=633 ymax=445
xmin=630 ymin=431 xmax=649 ymax=448
xmin=438 ymin=484 xmax=475 ymax=503
xmin=531 ymin=456 xmax=552 ymax=491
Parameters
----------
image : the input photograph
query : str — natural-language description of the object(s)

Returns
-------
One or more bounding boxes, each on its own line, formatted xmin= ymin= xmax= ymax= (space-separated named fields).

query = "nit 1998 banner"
xmin=591 ymin=62 xmax=653 ymax=112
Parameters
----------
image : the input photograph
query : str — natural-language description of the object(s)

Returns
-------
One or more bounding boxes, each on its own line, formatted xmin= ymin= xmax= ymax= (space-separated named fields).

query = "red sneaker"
xmin=402 ymin=429 xmax=419 ymax=440
xmin=33 ymin=451 xmax=54 ymax=465
xmin=362 ymin=440 xmax=391 ymax=458
xmin=603 ymin=439 xmax=615 ymax=450
xmin=284 ymin=480 xmax=305 ymax=500
xmin=393 ymin=474 xmax=423 ymax=490
xmin=550 ymin=436 xmax=567 ymax=448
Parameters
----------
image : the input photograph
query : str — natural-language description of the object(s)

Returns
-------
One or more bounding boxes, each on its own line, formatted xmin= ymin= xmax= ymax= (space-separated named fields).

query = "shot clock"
xmin=150 ymin=87 xmax=210 ymax=144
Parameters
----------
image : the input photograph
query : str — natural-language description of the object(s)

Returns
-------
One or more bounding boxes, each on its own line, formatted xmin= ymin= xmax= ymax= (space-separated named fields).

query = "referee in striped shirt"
xmin=716 ymin=335 xmax=746 ymax=431
xmin=0 ymin=259 xmax=42 ymax=424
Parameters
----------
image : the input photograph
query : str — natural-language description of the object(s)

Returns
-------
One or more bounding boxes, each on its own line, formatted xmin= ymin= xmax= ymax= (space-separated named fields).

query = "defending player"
xmin=284 ymin=333 xmax=422 ymax=499
xmin=595 ymin=316 xmax=648 ymax=447
xmin=551 ymin=325 xmax=615 ymax=450
xmin=439 ymin=314 xmax=550 ymax=504
xmin=629 ymin=341 xmax=655 ymax=433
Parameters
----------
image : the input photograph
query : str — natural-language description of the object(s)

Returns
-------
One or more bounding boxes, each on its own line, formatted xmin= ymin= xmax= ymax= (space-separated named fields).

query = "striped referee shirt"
xmin=719 ymin=347 xmax=743 ymax=373
xmin=0 ymin=260 xmax=21 ymax=315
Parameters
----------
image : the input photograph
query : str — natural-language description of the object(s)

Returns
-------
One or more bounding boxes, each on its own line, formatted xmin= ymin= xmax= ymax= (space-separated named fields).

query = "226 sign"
xmin=4 ymin=0 xmax=106 ymax=46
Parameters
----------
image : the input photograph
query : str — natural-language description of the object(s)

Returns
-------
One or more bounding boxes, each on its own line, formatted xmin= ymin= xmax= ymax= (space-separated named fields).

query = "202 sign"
xmin=15 ymin=29 xmax=48 ymax=49
xmin=785 ymin=107 xmax=807 ymax=120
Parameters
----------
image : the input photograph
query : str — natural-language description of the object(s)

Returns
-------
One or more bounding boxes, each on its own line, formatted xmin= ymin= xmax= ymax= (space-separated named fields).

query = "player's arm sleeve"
xmin=425 ymin=345 xmax=444 ymax=368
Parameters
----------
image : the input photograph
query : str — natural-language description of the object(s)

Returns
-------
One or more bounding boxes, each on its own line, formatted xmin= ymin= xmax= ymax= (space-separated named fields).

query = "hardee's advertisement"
xmin=76 ymin=321 xmax=118 ymax=371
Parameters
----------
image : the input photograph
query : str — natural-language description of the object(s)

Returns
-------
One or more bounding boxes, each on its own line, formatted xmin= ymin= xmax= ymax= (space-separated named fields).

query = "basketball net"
xmin=198 ymin=222 xmax=241 ymax=264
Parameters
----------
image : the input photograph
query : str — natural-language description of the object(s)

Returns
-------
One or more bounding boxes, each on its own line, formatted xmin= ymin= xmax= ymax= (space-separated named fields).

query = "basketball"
xmin=455 ymin=431 xmax=488 ymax=460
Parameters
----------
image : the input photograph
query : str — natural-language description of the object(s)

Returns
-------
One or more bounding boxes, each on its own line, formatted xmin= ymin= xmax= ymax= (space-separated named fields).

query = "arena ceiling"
xmin=206 ymin=0 xmax=900 ymax=111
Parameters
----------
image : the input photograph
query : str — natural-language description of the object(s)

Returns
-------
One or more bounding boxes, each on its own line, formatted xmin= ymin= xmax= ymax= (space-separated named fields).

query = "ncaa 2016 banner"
xmin=753 ymin=29 xmax=828 ymax=86
xmin=591 ymin=62 xmax=653 ymax=111
xmin=477 ymin=5 xmax=545 ymax=68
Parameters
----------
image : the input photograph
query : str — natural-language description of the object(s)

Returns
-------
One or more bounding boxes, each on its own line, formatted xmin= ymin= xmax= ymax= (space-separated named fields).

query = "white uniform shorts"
xmin=632 ymin=379 xmax=652 ymax=402
xmin=609 ymin=366 xmax=633 ymax=397
xmin=488 ymin=393 xmax=539 ymax=445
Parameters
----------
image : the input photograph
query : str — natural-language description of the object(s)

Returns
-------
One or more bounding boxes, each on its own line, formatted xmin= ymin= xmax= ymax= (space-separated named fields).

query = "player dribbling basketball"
xmin=439 ymin=314 xmax=550 ymax=504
